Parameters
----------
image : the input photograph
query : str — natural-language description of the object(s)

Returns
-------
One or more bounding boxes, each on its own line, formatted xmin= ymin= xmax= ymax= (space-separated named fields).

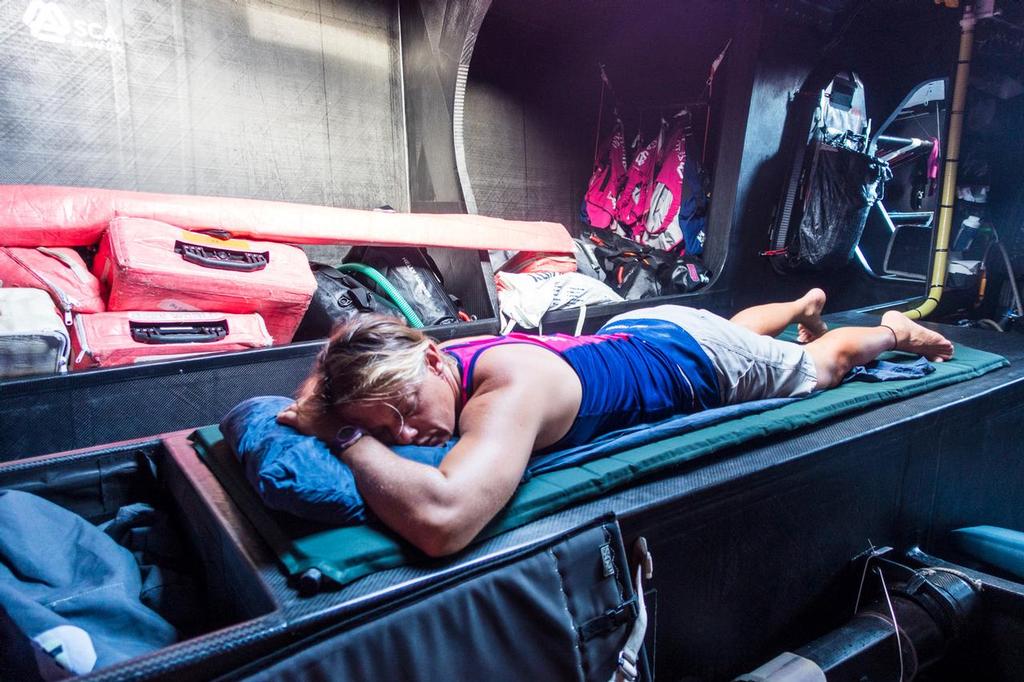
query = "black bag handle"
xmin=191 ymin=228 xmax=234 ymax=240
xmin=174 ymin=240 xmax=269 ymax=272
xmin=314 ymin=264 xmax=350 ymax=281
xmin=343 ymin=287 xmax=376 ymax=311
xmin=312 ymin=265 xmax=377 ymax=311
xmin=346 ymin=246 xmax=448 ymax=287
xmin=130 ymin=319 xmax=228 ymax=344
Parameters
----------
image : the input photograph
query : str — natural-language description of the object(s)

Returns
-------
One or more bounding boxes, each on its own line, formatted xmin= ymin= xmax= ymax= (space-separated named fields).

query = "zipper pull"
xmin=63 ymin=308 xmax=73 ymax=327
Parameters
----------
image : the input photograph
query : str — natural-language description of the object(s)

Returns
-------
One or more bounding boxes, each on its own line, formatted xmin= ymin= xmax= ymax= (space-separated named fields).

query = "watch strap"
xmin=332 ymin=425 xmax=365 ymax=454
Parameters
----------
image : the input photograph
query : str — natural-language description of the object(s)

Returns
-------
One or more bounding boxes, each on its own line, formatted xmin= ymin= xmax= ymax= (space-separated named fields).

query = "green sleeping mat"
xmin=190 ymin=340 xmax=1008 ymax=588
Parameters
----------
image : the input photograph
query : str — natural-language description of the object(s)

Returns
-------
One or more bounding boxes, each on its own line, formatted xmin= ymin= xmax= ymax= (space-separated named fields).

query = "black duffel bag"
xmin=581 ymin=229 xmax=712 ymax=298
xmin=777 ymin=132 xmax=892 ymax=272
xmin=344 ymin=247 xmax=466 ymax=326
xmin=292 ymin=263 xmax=404 ymax=342
xmin=662 ymin=256 xmax=712 ymax=293
xmin=582 ymin=229 xmax=661 ymax=299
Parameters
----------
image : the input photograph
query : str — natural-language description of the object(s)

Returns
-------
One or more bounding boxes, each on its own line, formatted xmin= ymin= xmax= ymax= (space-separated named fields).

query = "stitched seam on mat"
xmin=549 ymin=546 xmax=587 ymax=682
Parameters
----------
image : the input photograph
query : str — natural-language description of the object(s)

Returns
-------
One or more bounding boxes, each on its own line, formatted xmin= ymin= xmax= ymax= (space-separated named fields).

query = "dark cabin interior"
xmin=2 ymin=1 xmax=1024 ymax=680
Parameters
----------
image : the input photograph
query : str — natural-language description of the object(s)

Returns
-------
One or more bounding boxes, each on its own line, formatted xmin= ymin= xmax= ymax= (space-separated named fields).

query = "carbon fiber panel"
xmin=0 ymin=344 xmax=320 ymax=460
xmin=0 ymin=0 xmax=407 ymax=210
xmin=463 ymin=0 xmax=739 ymax=240
xmin=0 ymin=318 xmax=499 ymax=460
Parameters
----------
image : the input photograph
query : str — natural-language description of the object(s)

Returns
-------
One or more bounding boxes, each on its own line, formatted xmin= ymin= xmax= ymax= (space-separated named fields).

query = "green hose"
xmin=337 ymin=263 xmax=424 ymax=328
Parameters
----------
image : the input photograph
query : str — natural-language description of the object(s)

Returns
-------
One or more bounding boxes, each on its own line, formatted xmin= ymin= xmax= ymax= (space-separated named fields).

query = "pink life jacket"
xmin=643 ymin=123 xmax=689 ymax=252
xmin=584 ymin=119 xmax=628 ymax=229
xmin=645 ymin=123 xmax=687 ymax=237
xmin=615 ymin=132 xmax=662 ymax=232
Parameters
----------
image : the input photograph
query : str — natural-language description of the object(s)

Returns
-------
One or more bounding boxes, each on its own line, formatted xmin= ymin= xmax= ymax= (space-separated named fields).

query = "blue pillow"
xmin=220 ymin=397 xmax=452 ymax=525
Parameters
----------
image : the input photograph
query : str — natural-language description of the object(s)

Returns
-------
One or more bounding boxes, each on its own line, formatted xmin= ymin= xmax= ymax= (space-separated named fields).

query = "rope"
xmin=593 ymin=64 xmax=608 ymax=166
xmin=875 ymin=567 xmax=905 ymax=682
xmin=702 ymin=39 xmax=731 ymax=166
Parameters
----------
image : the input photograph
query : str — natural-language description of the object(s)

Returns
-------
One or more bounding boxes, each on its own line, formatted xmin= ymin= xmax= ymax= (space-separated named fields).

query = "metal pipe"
xmin=903 ymin=4 xmax=975 ymax=320
xmin=876 ymin=134 xmax=935 ymax=148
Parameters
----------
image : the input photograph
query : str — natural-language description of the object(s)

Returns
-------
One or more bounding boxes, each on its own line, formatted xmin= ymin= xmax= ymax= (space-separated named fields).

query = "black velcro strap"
xmin=579 ymin=598 xmax=638 ymax=642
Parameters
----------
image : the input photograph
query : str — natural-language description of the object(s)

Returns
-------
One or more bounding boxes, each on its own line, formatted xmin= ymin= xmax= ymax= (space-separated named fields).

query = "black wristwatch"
xmin=332 ymin=425 xmax=365 ymax=454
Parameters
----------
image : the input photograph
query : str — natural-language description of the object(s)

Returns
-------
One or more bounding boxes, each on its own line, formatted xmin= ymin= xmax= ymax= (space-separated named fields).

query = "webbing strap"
xmin=610 ymin=564 xmax=647 ymax=682
xmin=610 ymin=539 xmax=652 ymax=682
xmin=499 ymin=313 xmax=517 ymax=336
xmin=574 ymin=304 xmax=588 ymax=336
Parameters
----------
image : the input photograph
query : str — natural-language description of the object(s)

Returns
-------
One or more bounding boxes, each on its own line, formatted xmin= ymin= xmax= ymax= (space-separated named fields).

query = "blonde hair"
xmin=303 ymin=315 xmax=440 ymax=414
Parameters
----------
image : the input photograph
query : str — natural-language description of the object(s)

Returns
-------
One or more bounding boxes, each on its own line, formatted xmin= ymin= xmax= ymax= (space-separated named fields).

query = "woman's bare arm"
xmin=337 ymin=374 xmax=541 ymax=556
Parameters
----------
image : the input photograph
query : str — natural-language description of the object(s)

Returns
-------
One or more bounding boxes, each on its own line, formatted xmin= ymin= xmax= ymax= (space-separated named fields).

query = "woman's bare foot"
xmin=797 ymin=288 xmax=829 ymax=343
xmin=880 ymin=310 xmax=955 ymax=362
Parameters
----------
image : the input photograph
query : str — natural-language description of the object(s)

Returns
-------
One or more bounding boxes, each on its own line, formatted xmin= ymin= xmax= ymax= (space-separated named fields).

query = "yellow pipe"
xmin=904 ymin=4 xmax=975 ymax=320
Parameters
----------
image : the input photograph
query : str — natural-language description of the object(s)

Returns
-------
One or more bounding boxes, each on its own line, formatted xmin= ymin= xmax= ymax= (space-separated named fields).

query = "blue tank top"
xmin=442 ymin=318 xmax=720 ymax=450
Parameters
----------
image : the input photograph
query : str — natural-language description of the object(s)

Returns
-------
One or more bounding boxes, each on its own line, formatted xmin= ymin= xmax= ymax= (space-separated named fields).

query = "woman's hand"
xmin=276 ymin=395 xmax=341 ymax=444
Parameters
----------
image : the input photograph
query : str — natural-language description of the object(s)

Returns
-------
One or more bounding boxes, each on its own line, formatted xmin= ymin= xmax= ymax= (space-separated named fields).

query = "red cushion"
xmin=0 ymin=185 xmax=573 ymax=253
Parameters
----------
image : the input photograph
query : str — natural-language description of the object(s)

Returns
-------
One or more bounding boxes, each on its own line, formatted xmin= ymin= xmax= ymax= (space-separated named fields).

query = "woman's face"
xmin=337 ymin=347 xmax=459 ymax=446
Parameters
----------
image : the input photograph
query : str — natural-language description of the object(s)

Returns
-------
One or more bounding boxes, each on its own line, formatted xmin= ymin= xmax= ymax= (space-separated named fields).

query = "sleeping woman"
xmin=277 ymin=288 xmax=953 ymax=556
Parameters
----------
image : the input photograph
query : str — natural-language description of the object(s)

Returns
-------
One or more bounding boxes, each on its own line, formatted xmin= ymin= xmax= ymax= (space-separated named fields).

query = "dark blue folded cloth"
xmin=99 ymin=504 xmax=203 ymax=634
xmin=844 ymin=356 xmax=935 ymax=383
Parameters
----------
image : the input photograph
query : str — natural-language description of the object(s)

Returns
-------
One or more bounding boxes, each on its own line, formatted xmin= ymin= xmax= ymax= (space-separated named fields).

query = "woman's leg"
xmin=729 ymin=288 xmax=829 ymax=341
xmin=804 ymin=310 xmax=954 ymax=388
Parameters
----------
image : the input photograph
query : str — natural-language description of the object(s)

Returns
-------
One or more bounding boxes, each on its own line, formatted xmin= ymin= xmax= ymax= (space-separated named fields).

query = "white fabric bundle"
xmin=495 ymin=271 xmax=623 ymax=330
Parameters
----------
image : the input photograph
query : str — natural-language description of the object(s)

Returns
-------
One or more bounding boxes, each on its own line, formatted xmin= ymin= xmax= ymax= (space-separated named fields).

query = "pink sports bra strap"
xmin=442 ymin=336 xmax=512 ymax=403
xmin=442 ymin=332 xmax=625 ymax=403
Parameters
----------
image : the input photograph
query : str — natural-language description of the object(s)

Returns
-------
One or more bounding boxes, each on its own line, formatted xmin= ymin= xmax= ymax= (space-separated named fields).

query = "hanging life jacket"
xmin=649 ymin=130 xmax=710 ymax=256
xmin=616 ymin=131 xmax=663 ymax=233
xmin=642 ymin=123 xmax=688 ymax=250
xmin=583 ymin=119 xmax=629 ymax=229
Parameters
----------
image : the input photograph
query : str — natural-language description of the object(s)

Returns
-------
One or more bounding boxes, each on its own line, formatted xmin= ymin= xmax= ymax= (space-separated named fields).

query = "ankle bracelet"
xmin=880 ymin=324 xmax=899 ymax=351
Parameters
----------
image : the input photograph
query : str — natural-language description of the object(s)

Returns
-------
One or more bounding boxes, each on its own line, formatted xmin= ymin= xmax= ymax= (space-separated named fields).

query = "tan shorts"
xmin=606 ymin=305 xmax=819 ymax=404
